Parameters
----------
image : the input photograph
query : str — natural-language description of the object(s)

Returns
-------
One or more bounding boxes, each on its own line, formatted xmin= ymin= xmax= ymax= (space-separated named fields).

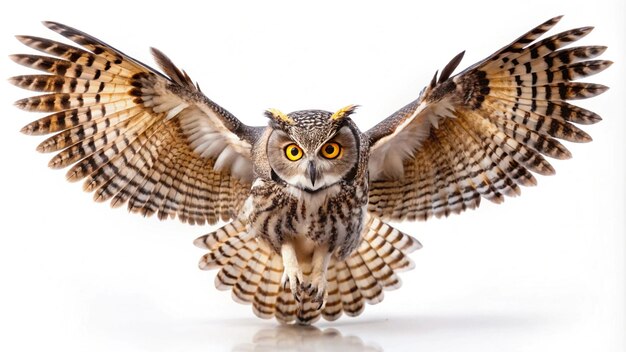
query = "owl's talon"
xmin=281 ymin=265 xmax=304 ymax=304
xmin=316 ymin=298 xmax=324 ymax=310
xmin=305 ymin=273 xmax=327 ymax=309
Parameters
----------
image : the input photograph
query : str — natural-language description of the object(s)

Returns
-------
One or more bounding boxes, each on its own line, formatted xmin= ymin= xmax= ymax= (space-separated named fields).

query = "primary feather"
xmin=11 ymin=21 xmax=262 ymax=225
xmin=367 ymin=16 xmax=610 ymax=221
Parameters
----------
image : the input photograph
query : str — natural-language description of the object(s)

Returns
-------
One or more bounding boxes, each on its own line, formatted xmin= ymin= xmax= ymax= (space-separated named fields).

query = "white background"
xmin=0 ymin=1 xmax=624 ymax=351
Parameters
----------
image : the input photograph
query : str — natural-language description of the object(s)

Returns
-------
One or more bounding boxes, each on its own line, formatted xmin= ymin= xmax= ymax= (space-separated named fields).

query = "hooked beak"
xmin=307 ymin=162 xmax=317 ymax=187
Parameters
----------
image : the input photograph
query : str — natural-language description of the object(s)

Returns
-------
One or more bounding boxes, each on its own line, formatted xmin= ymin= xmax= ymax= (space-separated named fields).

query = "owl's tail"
xmin=193 ymin=216 xmax=421 ymax=324
xmin=304 ymin=217 xmax=421 ymax=324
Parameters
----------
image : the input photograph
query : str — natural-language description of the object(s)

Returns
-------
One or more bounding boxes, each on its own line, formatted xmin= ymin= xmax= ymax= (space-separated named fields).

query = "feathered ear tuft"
xmin=264 ymin=108 xmax=294 ymax=125
xmin=330 ymin=104 xmax=359 ymax=121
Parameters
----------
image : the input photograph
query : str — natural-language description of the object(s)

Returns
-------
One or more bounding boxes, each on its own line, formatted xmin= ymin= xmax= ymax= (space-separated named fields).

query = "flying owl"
xmin=11 ymin=16 xmax=610 ymax=324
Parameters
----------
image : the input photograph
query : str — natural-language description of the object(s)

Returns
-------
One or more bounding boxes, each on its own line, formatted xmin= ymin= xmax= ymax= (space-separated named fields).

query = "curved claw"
xmin=305 ymin=275 xmax=326 ymax=310
xmin=281 ymin=266 xmax=304 ymax=303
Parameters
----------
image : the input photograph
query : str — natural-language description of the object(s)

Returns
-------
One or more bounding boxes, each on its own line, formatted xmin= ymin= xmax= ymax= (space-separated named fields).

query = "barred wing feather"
xmin=366 ymin=16 xmax=611 ymax=221
xmin=11 ymin=21 xmax=263 ymax=225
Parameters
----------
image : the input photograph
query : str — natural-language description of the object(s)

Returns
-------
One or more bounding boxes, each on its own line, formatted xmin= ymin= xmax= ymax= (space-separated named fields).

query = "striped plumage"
xmin=367 ymin=16 xmax=610 ymax=221
xmin=11 ymin=22 xmax=256 ymax=225
xmin=11 ymin=16 xmax=609 ymax=324
xmin=194 ymin=216 xmax=420 ymax=324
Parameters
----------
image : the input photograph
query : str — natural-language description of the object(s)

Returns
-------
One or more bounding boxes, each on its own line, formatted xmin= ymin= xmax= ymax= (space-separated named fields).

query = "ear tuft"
xmin=265 ymin=108 xmax=294 ymax=125
xmin=330 ymin=104 xmax=359 ymax=121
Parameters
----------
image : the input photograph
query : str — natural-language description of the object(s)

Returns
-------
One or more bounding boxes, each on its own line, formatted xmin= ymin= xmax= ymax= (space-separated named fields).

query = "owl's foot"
xmin=304 ymin=274 xmax=326 ymax=309
xmin=280 ymin=242 xmax=305 ymax=302
xmin=281 ymin=266 xmax=304 ymax=303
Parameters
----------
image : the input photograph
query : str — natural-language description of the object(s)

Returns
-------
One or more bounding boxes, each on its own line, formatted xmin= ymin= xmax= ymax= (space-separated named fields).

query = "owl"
xmin=11 ymin=16 xmax=610 ymax=324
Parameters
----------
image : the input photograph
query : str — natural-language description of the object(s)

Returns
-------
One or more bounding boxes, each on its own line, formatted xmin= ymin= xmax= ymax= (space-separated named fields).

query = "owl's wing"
xmin=366 ymin=16 xmax=610 ymax=221
xmin=11 ymin=22 xmax=264 ymax=225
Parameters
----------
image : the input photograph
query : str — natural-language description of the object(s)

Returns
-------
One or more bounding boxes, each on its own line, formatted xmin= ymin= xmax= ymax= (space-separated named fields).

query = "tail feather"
xmin=232 ymin=243 xmax=269 ymax=304
xmin=357 ymin=239 xmax=401 ymax=290
xmin=321 ymin=262 xmax=342 ymax=321
xmin=370 ymin=217 xmax=421 ymax=253
xmin=296 ymin=297 xmax=322 ymax=324
xmin=335 ymin=260 xmax=365 ymax=317
xmin=275 ymin=289 xmax=297 ymax=323
xmin=252 ymin=255 xmax=282 ymax=319
xmin=193 ymin=219 xmax=248 ymax=251
xmin=194 ymin=215 xmax=421 ymax=324
xmin=346 ymin=252 xmax=384 ymax=304
xmin=363 ymin=221 xmax=417 ymax=272
xmin=215 ymin=239 xmax=256 ymax=291
xmin=195 ymin=220 xmax=257 ymax=290
xmin=196 ymin=226 xmax=254 ymax=270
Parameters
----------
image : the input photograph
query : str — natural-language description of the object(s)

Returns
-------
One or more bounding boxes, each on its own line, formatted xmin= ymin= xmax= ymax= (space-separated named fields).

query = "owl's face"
xmin=265 ymin=108 xmax=360 ymax=192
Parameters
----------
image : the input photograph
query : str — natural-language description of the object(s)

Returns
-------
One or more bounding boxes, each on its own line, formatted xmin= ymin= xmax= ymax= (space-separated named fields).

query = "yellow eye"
xmin=285 ymin=143 xmax=303 ymax=161
xmin=321 ymin=142 xmax=341 ymax=159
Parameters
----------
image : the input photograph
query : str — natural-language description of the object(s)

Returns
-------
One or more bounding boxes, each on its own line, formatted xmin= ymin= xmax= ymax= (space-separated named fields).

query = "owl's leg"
xmin=307 ymin=244 xmax=331 ymax=309
xmin=280 ymin=242 xmax=304 ymax=302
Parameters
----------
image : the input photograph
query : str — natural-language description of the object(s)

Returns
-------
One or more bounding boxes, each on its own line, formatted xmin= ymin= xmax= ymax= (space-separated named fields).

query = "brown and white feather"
xmin=11 ymin=21 xmax=262 ymax=225
xmin=11 ymin=17 xmax=609 ymax=325
xmin=367 ymin=16 xmax=610 ymax=221
xmin=194 ymin=215 xmax=419 ymax=323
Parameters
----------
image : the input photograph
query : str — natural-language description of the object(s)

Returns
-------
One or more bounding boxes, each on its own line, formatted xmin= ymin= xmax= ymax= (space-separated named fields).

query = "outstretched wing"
xmin=11 ymin=22 xmax=264 ymax=225
xmin=366 ymin=16 xmax=611 ymax=221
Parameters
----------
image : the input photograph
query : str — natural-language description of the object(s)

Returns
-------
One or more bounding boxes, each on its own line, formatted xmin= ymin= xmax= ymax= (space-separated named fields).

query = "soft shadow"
xmin=330 ymin=312 xmax=550 ymax=333
xmin=228 ymin=311 xmax=551 ymax=351
xmin=231 ymin=324 xmax=383 ymax=352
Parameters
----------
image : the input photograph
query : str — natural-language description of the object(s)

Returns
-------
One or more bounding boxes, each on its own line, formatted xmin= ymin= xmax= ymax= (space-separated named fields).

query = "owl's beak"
xmin=307 ymin=162 xmax=317 ymax=187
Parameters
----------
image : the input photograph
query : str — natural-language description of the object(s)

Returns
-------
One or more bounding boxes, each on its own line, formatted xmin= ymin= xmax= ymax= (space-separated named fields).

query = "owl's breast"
xmin=247 ymin=178 xmax=367 ymax=256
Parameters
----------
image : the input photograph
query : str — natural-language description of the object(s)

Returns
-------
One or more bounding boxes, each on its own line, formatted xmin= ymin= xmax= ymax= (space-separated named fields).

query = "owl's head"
xmin=264 ymin=106 xmax=361 ymax=192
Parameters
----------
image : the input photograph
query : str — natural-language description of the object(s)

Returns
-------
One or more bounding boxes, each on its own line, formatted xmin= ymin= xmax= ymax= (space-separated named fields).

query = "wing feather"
xmin=11 ymin=22 xmax=262 ymax=225
xmin=367 ymin=16 xmax=610 ymax=221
